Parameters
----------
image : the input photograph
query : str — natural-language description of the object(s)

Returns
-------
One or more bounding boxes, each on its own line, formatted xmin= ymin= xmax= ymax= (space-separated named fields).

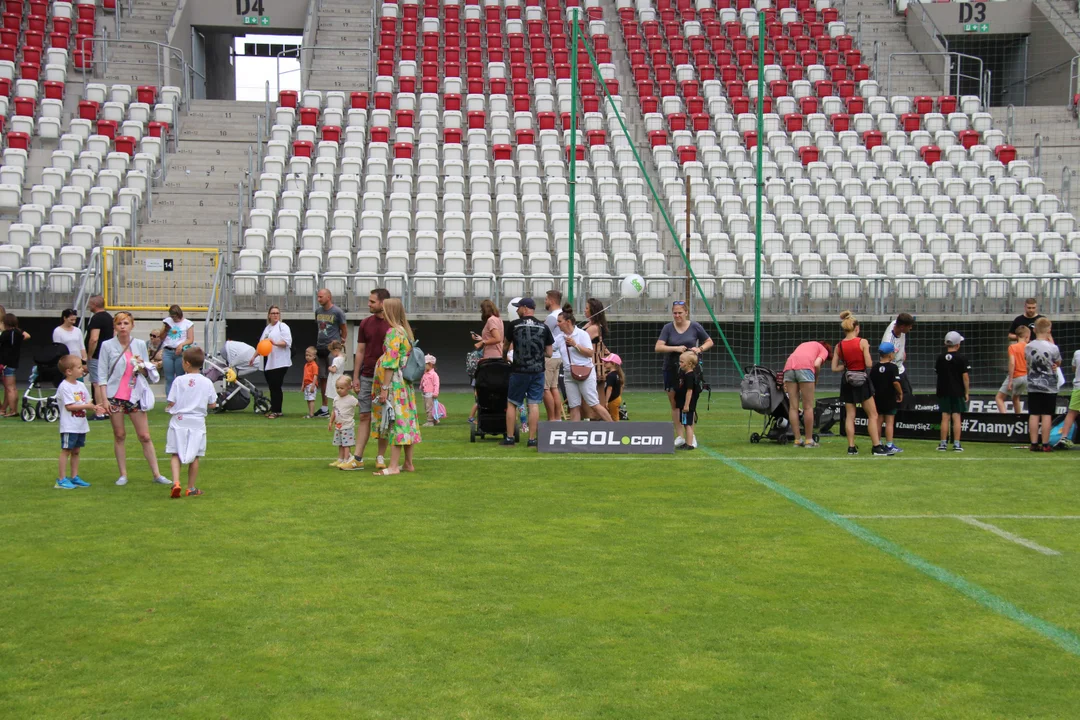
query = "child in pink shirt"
xmin=420 ymin=354 xmax=441 ymax=427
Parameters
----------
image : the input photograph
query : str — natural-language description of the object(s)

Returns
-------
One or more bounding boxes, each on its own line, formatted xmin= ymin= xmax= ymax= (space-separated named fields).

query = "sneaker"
xmin=468 ymin=417 xmax=475 ymax=424
xmin=170 ymin=484 xmax=183 ymax=499
xmin=338 ymin=459 xmax=362 ymax=471
xmin=674 ymin=436 xmax=686 ymax=447
xmin=690 ymin=438 xmax=698 ymax=449
xmin=793 ymin=438 xmax=806 ymax=447
xmin=884 ymin=445 xmax=900 ymax=456
xmin=313 ymin=408 xmax=330 ymax=418
xmin=153 ymin=476 xmax=171 ymax=485
xmin=329 ymin=459 xmax=344 ymax=468
xmin=886 ymin=443 xmax=903 ymax=454
xmin=422 ymin=421 xmax=435 ymax=427
xmin=526 ymin=438 xmax=538 ymax=448
xmin=69 ymin=476 xmax=90 ymax=487
xmin=500 ymin=437 xmax=516 ymax=446
xmin=804 ymin=440 xmax=820 ymax=448
xmin=847 ymin=446 xmax=859 ymax=455
xmin=186 ymin=488 xmax=203 ymax=496
xmin=55 ymin=478 xmax=76 ymax=490
xmin=953 ymin=443 xmax=964 ymax=453
xmin=115 ymin=475 xmax=128 ymax=486
xmin=937 ymin=442 xmax=948 ymax=452
xmin=1031 ymin=443 xmax=1042 ymax=452
xmin=1043 ymin=443 xmax=1053 ymax=453
xmin=872 ymin=445 xmax=890 ymax=456
xmin=1055 ymin=438 xmax=1074 ymax=450
xmin=376 ymin=455 xmax=386 ymax=470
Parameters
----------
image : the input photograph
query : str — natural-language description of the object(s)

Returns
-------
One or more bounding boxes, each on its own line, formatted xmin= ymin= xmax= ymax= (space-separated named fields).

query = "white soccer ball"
xmin=507 ymin=297 xmax=522 ymax=316
xmin=620 ymin=273 xmax=645 ymax=298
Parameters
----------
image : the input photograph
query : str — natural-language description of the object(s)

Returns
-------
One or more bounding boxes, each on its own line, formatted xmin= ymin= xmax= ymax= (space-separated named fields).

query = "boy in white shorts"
xmin=330 ymin=376 xmax=361 ymax=470
xmin=166 ymin=347 xmax=218 ymax=498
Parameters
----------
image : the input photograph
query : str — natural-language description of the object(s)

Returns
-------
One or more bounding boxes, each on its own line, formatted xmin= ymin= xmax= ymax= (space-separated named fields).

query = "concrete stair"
xmin=990 ymin=104 xmax=1080 ymax=208
xmin=842 ymin=0 xmax=943 ymax=98
xmin=1036 ymin=0 xmax=1080 ymax=53
xmin=305 ymin=0 xmax=376 ymax=92
xmin=102 ymin=0 xmax=179 ymax=85
xmin=139 ymin=100 xmax=263 ymax=248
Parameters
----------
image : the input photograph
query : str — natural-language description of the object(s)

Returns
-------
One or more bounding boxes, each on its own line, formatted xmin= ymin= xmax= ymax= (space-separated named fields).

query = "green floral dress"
xmin=370 ymin=327 xmax=422 ymax=445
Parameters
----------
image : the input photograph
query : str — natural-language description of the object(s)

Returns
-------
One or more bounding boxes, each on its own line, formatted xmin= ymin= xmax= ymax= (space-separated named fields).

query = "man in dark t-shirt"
xmin=84 ymin=295 xmax=113 ymax=417
xmin=351 ymin=288 xmax=391 ymax=469
xmin=503 ymin=298 xmax=553 ymax=447
xmin=1009 ymin=298 xmax=1044 ymax=342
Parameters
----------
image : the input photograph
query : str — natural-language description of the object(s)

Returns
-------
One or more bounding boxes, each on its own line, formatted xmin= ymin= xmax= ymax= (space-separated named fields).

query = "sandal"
xmin=793 ymin=438 xmax=806 ymax=447
xmin=372 ymin=468 xmax=399 ymax=476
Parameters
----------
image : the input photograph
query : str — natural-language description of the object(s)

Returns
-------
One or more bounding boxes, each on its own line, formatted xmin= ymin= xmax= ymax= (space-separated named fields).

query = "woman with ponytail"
xmin=831 ymin=311 xmax=890 ymax=456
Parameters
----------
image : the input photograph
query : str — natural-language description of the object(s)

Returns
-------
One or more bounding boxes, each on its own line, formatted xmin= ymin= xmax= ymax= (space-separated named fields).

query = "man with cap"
xmin=871 ymin=341 xmax=904 ymax=454
xmin=502 ymin=298 xmax=554 ymax=447
xmin=881 ymin=312 xmax=915 ymax=409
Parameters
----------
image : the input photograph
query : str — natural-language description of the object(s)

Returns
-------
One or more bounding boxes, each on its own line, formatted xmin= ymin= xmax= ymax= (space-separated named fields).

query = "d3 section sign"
xmin=537 ymin=422 xmax=674 ymax=454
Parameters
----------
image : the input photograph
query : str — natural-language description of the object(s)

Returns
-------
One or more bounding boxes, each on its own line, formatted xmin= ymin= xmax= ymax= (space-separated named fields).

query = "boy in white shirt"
xmin=55 ymin=355 xmax=105 ymax=489
xmin=166 ymin=347 xmax=218 ymax=497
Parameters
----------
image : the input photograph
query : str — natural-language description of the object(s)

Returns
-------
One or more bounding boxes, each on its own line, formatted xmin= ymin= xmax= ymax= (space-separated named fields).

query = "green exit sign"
xmin=242 ymin=15 xmax=270 ymax=25
xmin=963 ymin=22 xmax=990 ymax=32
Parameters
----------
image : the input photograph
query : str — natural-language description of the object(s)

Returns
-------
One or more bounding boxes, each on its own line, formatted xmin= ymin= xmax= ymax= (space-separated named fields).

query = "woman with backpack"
xmin=831 ymin=310 xmax=886 ymax=456
xmin=370 ymin=298 xmax=421 ymax=475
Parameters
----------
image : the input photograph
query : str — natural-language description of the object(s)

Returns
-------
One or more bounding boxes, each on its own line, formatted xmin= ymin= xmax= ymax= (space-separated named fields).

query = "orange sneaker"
xmin=186 ymin=488 xmax=203 ymax=496
xmin=170 ymin=484 xmax=182 ymax=499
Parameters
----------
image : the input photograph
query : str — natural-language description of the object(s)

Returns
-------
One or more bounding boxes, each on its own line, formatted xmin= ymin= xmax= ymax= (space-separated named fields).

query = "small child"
xmin=935 ymin=331 xmax=971 ymax=452
xmin=421 ymin=354 xmax=441 ymax=427
xmin=325 ymin=340 xmax=345 ymax=408
xmin=995 ymin=325 xmax=1029 ymax=415
xmin=602 ymin=353 xmax=625 ymax=422
xmin=1025 ymin=317 xmax=1062 ymax=452
xmin=55 ymin=355 xmax=104 ymax=489
xmin=675 ymin=351 xmax=702 ymax=450
xmin=302 ymin=346 xmax=319 ymax=418
xmin=166 ymin=347 xmax=218 ymax=498
xmin=1055 ymin=345 xmax=1080 ymax=449
xmin=330 ymin=376 xmax=361 ymax=470
xmin=871 ymin=342 xmax=903 ymax=453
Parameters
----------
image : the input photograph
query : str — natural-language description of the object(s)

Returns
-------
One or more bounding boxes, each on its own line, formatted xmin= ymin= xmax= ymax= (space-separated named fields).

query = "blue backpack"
xmin=402 ymin=337 xmax=426 ymax=384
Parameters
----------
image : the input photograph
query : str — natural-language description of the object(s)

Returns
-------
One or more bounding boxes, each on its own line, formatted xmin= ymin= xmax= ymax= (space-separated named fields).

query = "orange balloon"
xmin=257 ymin=339 xmax=273 ymax=357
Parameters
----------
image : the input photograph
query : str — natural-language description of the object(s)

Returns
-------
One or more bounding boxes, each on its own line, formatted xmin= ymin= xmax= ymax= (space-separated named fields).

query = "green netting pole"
xmin=568 ymin=8 xmax=579 ymax=306
xmin=753 ymin=10 xmax=765 ymax=367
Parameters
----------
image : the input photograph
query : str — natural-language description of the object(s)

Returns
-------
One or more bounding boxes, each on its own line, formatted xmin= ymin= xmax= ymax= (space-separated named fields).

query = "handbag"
xmin=844 ymin=370 xmax=868 ymax=387
xmin=570 ymin=363 xmax=592 ymax=381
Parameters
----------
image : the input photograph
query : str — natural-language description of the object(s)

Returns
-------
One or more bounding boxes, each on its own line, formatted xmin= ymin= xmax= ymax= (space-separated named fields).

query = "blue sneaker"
xmin=886 ymin=443 xmax=903 ymax=453
xmin=55 ymin=478 xmax=76 ymax=490
xmin=69 ymin=476 xmax=90 ymax=487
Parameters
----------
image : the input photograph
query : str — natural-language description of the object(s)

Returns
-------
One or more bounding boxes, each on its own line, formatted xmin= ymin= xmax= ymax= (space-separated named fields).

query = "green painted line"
xmin=701 ymin=446 xmax=1080 ymax=658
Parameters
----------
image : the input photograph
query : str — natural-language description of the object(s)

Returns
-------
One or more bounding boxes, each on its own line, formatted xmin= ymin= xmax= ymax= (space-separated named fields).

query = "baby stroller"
xmin=202 ymin=340 xmax=271 ymax=414
xmin=21 ymin=342 xmax=67 ymax=422
xmin=740 ymin=365 xmax=818 ymax=445
xmin=470 ymin=358 xmax=519 ymax=443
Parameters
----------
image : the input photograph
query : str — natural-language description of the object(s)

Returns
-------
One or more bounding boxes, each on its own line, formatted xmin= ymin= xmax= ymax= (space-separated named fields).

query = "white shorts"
xmin=303 ymin=386 xmax=317 ymax=401
xmin=564 ymin=369 xmax=600 ymax=409
xmin=999 ymin=374 xmax=1028 ymax=395
xmin=166 ymin=415 xmax=207 ymax=464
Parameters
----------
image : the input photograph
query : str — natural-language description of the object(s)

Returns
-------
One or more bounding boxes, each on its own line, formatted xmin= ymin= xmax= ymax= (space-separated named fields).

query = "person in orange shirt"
xmin=302 ymin=346 xmax=319 ymax=418
xmin=995 ymin=325 xmax=1030 ymax=415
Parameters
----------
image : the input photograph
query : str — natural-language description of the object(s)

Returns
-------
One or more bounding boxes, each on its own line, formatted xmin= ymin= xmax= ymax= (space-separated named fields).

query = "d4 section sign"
xmin=538 ymin=422 xmax=674 ymax=454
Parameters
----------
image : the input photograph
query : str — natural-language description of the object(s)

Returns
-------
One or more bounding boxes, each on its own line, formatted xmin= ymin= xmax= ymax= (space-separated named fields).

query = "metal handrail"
xmin=73 ymin=248 xmax=103 ymax=332
xmin=275 ymin=46 xmax=375 ymax=94
xmin=915 ymin=1 xmax=949 ymax=53
xmin=300 ymin=0 xmax=320 ymax=91
xmin=1035 ymin=0 xmax=1080 ymax=47
xmin=79 ymin=37 xmax=188 ymax=95
xmin=885 ymin=51 xmax=985 ymax=100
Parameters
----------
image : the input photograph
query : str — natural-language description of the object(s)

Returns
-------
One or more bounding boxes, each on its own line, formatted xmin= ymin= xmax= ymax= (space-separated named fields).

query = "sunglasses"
xmin=672 ymin=301 xmax=686 ymax=307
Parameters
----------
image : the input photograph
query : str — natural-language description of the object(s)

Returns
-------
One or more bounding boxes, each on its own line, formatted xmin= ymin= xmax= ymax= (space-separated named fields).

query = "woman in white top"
xmin=556 ymin=308 xmax=613 ymax=422
xmin=52 ymin=309 xmax=86 ymax=362
xmin=155 ymin=304 xmax=194 ymax=394
xmin=258 ymin=305 xmax=292 ymax=418
xmin=97 ymin=312 xmax=169 ymax=487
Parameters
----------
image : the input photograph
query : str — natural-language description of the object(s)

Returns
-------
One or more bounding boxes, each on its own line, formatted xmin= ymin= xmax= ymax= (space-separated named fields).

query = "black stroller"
xmin=21 ymin=342 xmax=68 ymax=422
xmin=470 ymin=358 xmax=519 ymax=443
xmin=740 ymin=365 xmax=818 ymax=445
xmin=202 ymin=341 xmax=271 ymax=414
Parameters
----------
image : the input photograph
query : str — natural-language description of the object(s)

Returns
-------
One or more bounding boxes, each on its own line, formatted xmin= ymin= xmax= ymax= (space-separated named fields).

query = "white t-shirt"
xmin=259 ymin=322 xmax=293 ymax=371
xmin=882 ymin=320 xmax=908 ymax=374
xmin=556 ymin=327 xmax=593 ymax=371
xmin=326 ymin=355 xmax=345 ymax=391
xmin=545 ymin=308 xmax=563 ymax=359
xmin=166 ymin=373 xmax=217 ymax=418
xmin=57 ymin=379 xmax=91 ymax=434
xmin=1072 ymin=349 xmax=1080 ymax=388
xmin=332 ymin=393 xmax=358 ymax=431
xmin=53 ymin=325 xmax=84 ymax=357
xmin=162 ymin=317 xmax=194 ymax=350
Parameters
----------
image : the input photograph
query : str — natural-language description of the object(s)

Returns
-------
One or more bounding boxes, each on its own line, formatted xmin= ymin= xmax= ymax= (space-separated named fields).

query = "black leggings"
xmin=264 ymin=366 xmax=288 ymax=413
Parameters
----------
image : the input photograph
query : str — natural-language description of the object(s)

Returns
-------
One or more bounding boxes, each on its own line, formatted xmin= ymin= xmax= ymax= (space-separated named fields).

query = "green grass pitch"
xmin=2 ymin=392 xmax=1079 ymax=718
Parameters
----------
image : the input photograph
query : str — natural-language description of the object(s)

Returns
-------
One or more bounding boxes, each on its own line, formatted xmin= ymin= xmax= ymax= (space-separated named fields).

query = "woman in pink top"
xmin=782 ymin=340 xmax=832 ymax=447
xmin=469 ymin=299 xmax=504 ymax=423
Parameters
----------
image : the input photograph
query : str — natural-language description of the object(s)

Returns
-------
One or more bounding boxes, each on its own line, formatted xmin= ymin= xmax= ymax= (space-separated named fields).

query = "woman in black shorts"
xmin=831 ymin=311 xmax=887 ymax=456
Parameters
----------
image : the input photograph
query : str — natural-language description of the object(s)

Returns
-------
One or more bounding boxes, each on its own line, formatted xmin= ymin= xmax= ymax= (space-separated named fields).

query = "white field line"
xmin=841 ymin=514 xmax=1069 ymax=555
xmin=3 ymin=455 xmax=1079 ymax=463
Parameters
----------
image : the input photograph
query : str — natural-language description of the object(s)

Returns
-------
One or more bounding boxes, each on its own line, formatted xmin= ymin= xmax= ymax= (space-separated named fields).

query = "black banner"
xmin=814 ymin=394 xmax=1070 ymax=444
xmin=537 ymin=422 xmax=674 ymax=454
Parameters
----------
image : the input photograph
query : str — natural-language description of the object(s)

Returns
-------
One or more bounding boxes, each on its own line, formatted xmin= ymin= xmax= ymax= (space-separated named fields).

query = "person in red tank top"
xmin=831 ymin=311 xmax=889 ymax=456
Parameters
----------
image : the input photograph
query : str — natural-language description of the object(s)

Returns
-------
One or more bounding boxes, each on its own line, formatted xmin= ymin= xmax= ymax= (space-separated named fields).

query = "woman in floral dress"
xmin=370 ymin=298 xmax=422 ymax=475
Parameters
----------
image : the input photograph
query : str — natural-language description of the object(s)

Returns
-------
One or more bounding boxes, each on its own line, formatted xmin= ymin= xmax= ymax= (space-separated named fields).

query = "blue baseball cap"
xmin=878 ymin=342 xmax=896 ymax=354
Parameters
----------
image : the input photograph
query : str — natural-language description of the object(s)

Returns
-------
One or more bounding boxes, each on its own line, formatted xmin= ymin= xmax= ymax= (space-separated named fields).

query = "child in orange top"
xmin=302 ymin=346 xmax=319 ymax=418
xmin=995 ymin=325 xmax=1029 ymax=415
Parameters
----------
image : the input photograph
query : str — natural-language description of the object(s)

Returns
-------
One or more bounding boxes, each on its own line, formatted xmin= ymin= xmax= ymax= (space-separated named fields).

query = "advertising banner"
xmin=537 ymin=422 xmax=674 ymax=454
xmin=814 ymin=394 xmax=1071 ymax=443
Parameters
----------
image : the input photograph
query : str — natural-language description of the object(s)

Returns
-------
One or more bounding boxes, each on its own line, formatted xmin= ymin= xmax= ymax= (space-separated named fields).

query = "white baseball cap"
xmin=944 ymin=331 xmax=964 ymax=345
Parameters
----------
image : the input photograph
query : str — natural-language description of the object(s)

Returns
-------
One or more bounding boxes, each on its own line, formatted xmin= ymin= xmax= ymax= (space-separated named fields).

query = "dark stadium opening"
xmin=945 ymin=33 xmax=1028 ymax=106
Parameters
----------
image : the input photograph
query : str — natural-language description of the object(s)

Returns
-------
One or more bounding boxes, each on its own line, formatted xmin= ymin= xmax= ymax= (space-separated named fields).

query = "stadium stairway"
xmin=305 ymin=0 xmax=376 ymax=92
xmin=842 ymin=0 xmax=942 ymax=98
xmin=139 ymin=99 xmax=262 ymax=248
xmin=103 ymin=0 xmax=179 ymax=84
xmin=991 ymin=104 xmax=1080 ymax=204
xmin=1035 ymin=0 xmax=1080 ymax=54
